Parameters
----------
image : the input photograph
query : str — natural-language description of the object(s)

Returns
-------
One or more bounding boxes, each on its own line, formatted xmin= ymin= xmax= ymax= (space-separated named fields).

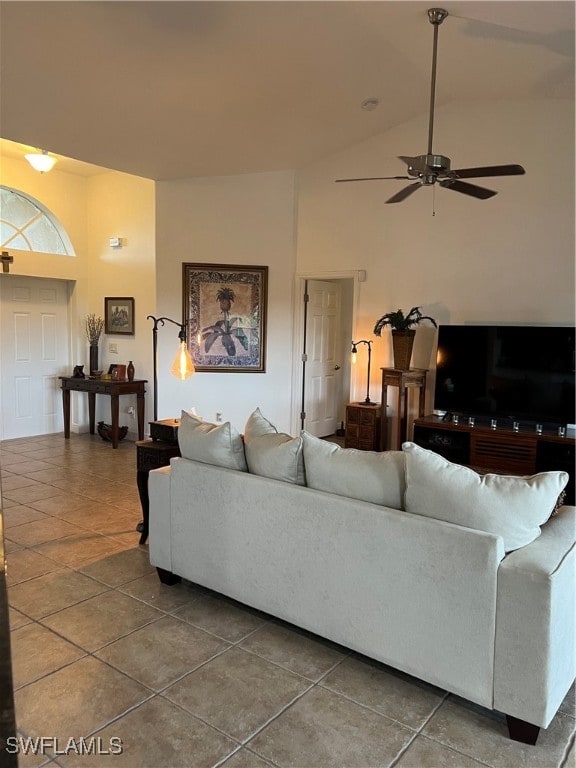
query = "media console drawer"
xmin=470 ymin=434 xmax=536 ymax=474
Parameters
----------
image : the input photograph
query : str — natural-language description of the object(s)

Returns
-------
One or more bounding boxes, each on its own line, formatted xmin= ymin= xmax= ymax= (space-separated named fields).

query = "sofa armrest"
xmin=494 ymin=506 xmax=576 ymax=727
xmin=148 ymin=466 xmax=172 ymax=572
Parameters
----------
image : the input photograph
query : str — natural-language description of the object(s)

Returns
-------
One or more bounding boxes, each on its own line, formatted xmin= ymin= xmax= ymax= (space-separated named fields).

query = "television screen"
xmin=434 ymin=325 xmax=576 ymax=425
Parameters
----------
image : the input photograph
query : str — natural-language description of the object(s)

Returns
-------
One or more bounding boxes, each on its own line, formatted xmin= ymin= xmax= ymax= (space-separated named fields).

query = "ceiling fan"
xmin=336 ymin=8 xmax=525 ymax=203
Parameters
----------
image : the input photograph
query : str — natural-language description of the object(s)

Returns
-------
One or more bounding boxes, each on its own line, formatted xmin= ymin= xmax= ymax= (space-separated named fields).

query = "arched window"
xmin=0 ymin=186 xmax=75 ymax=256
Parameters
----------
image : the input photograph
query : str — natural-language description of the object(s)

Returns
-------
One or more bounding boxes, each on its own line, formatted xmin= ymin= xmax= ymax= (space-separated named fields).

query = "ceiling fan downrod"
xmin=427 ymin=8 xmax=448 ymax=156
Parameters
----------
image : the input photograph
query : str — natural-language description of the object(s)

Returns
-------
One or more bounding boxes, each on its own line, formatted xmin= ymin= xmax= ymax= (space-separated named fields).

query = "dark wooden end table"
xmin=136 ymin=439 xmax=180 ymax=544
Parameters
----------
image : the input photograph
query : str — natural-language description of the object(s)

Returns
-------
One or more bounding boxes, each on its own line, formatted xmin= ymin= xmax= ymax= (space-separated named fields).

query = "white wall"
xmin=0 ymin=156 xmax=155 ymax=433
xmin=296 ymin=98 xmax=575 ymax=413
xmin=85 ymin=171 xmax=156 ymax=415
xmin=155 ymin=171 xmax=297 ymax=433
xmin=2 ymin=96 xmax=572 ymax=439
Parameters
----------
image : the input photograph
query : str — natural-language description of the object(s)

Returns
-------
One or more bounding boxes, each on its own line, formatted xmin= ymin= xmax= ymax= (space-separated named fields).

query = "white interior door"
xmin=303 ymin=280 xmax=342 ymax=437
xmin=0 ymin=275 xmax=70 ymax=440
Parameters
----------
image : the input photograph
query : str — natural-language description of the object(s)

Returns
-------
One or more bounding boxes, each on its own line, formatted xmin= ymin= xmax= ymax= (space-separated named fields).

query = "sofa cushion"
xmin=402 ymin=442 xmax=569 ymax=552
xmin=177 ymin=410 xmax=247 ymax=471
xmin=244 ymin=408 xmax=305 ymax=485
xmin=302 ymin=431 xmax=405 ymax=509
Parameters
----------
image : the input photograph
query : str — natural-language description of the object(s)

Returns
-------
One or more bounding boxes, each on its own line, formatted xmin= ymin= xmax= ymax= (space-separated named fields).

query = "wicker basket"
xmin=97 ymin=421 xmax=128 ymax=442
xmin=392 ymin=330 xmax=416 ymax=370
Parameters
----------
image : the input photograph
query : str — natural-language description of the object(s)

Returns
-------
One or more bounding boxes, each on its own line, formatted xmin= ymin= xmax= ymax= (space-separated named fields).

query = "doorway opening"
xmin=291 ymin=272 xmax=359 ymax=438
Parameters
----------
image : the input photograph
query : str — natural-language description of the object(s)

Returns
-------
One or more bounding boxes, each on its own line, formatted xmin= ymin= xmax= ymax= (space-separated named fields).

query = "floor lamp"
xmin=351 ymin=339 xmax=375 ymax=405
xmin=147 ymin=315 xmax=195 ymax=422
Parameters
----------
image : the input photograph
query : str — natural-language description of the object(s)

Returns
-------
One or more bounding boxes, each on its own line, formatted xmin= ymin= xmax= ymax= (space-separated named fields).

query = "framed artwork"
xmin=183 ymin=263 xmax=268 ymax=372
xmin=104 ymin=297 xmax=135 ymax=335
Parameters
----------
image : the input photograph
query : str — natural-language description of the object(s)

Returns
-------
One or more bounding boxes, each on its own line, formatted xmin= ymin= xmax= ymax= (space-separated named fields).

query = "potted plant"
xmin=373 ymin=306 xmax=437 ymax=370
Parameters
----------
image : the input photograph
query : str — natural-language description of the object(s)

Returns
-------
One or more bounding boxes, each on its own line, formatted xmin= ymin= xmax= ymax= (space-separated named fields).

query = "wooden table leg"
xmin=395 ymin=386 xmax=406 ymax=450
xmin=62 ymin=389 xmax=71 ymax=438
xmin=380 ymin=386 xmax=388 ymax=451
xmin=110 ymin=394 xmax=120 ymax=449
xmin=403 ymin=387 xmax=410 ymax=444
xmin=136 ymin=392 xmax=145 ymax=440
xmin=418 ymin=382 xmax=426 ymax=418
xmin=136 ymin=469 xmax=149 ymax=544
xmin=88 ymin=392 xmax=96 ymax=434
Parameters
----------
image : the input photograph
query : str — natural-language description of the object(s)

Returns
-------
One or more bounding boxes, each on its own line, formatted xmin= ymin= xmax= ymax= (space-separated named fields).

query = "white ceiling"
xmin=0 ymin=1 xmax=573 ymax=180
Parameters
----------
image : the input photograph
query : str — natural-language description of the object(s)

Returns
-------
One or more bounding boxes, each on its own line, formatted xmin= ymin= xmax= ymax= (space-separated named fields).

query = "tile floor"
xmin=1 ymin=433 xmax=574 ymax=768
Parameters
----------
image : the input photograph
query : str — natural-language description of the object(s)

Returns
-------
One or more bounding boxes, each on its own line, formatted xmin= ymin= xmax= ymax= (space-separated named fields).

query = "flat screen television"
xmin=434 ymin=325 xmax=576 ymax=426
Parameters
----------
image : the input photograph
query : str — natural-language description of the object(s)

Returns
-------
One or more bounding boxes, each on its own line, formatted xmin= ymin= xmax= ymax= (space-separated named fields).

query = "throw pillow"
xmin=177 ymin=410 xmax=247 ymax=471
xmin=402 ymin=442 xmax=569 ymax=551
xmin=243 ymin=408 xmax=305 ymax=485
xmin=301 ymin=431 xmax=405 ymax=509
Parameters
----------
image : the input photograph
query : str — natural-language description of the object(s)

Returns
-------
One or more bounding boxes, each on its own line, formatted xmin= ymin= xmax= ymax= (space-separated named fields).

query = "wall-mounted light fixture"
xmin=147 ymin=315 xmax=195 ymax=421
xmin=351 ymin=339 xmax=375 ymax=405
xmin=25 ymin=149 xmax=57 ymax=173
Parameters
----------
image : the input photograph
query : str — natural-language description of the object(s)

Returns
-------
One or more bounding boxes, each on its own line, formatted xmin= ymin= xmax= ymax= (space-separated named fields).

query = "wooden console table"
xmin=380 ymin=368 xmax=428 ymax=451
xmin=60 ymin=377 xmax=147 ymax=449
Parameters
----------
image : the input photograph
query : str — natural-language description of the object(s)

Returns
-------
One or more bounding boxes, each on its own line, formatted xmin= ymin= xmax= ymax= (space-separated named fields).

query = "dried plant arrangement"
xmin=85 ymin=313 xmax=104 ymax=345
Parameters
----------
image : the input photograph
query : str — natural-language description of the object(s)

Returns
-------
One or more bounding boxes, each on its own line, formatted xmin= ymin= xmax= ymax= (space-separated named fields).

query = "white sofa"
xmin=148 ymin=411 xmax=575 ymax=744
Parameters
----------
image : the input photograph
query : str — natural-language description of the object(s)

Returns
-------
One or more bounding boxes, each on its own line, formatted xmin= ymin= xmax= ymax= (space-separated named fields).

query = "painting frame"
xmin=183 ymin=263 xmax=268 ymax=373
xmin=104 ymin=297 xmax=135 ymax=335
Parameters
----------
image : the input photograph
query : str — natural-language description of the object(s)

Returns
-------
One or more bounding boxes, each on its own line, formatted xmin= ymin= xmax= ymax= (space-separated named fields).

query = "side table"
xmin=345 ymin=403 xmax=382 ymax=450
xmin=380 ymin=368 xmax=428 ymax=451
xmin=136 ymin=439 xmax=180 ymax=545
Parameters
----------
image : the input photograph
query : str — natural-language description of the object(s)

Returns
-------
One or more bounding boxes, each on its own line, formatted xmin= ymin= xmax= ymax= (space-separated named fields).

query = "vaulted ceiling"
xmin=1 ymin=1 xmax=573 ymax=180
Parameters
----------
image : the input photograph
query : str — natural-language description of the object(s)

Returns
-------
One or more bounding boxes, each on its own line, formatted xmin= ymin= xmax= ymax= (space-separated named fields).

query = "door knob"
xmin=334 ymin=365 xmax=341 ymax=370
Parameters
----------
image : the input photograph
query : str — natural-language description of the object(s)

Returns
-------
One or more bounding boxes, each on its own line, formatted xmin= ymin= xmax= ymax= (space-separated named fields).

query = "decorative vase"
xmin=89 ymin=344 xmax=99 ymax=375
xmin=392 ymin=330 xmax=416 ymax=370
xmin=127 ymin=361 xmax=135 ymax=381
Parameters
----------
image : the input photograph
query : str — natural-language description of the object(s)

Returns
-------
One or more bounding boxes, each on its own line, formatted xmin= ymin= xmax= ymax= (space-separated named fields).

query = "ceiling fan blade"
xmin=440 ymin=179 xmax=497 ymax=199
xmin=335 ymin=176 xmax=411 ymax=183
xmin=450 ymin=164 xmax=526 ymax=179
xmin=385 ymin=182 xmax=422 ymax=204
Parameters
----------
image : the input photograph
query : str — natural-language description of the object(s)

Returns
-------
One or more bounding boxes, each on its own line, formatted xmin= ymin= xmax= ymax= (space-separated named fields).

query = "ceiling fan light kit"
xmin=336 ymin=8 xmax=525 ymax=204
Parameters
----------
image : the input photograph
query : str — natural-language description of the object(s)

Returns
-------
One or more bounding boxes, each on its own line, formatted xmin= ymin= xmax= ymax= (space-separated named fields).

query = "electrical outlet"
xmin=215 ymin=412 xmax=223 ymax=423
xmin=109 ymin=343 xmax=118 ymax=354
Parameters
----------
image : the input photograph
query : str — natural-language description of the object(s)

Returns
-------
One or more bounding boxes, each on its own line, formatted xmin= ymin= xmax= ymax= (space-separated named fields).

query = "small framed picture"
xmin=104 ymin=297 xmax=135 ymax=335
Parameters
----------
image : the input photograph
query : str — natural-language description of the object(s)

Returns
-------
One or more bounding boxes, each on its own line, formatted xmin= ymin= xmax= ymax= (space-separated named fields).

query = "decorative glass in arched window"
xmin=0 ymin=186 xmax=75 ymax=256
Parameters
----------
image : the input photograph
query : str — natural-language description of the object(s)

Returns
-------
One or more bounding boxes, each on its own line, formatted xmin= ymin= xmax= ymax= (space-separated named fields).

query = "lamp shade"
xmin=25 ymin=151 xmax=56 ymax=173
xmin=171 ymin=340 xmax=195 ymax=380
